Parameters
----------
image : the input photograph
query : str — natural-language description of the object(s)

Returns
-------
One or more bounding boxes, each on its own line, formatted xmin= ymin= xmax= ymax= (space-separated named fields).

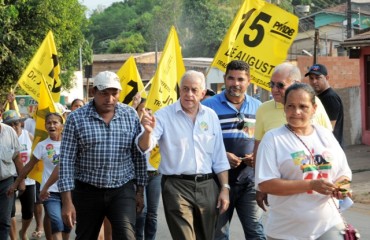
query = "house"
xmin=289 ymin=1 xmax=370 ymax=60
xmin=340 ymin=30 xmax=370 ymax=145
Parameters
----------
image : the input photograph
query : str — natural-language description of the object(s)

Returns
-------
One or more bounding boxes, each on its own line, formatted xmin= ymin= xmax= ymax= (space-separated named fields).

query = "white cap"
xmin=93 ymin=71 xmax=122 ymax=90
xmin=55 ymin=103 xmax=71 ymax=114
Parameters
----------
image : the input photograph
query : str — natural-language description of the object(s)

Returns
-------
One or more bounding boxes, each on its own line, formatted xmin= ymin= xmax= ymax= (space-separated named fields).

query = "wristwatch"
xmin=222 ymin=183 xmax=231 ymax=190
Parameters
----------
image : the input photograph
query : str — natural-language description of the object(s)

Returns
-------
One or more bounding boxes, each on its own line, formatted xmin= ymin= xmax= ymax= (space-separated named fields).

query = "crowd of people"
xmin=0 ymin=59 xmax=351 ymax=240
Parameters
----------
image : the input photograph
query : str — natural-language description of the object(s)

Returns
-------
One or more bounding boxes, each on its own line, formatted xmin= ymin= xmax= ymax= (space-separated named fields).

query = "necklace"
xmin=228 ymin=97 xmax=245 ymax=104
xmin=285 ymin=124 xmax=317 ymax=165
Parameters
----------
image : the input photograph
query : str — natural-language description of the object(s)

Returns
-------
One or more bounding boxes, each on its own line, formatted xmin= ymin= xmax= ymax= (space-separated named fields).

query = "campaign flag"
xmin=145 ymin=26 xmax=185 ymax=113
xmin=145 ymin=26 xmax=185 ymax=169
xmin=28 ymin=75 xmax=60 ymax=183
xmin=117 ymin=56 xmax=147 ymax=105
xmin=206 ymin=0 xmax=298 ymax=90
xmin=18 ymin=30 xmax=61 ymax=102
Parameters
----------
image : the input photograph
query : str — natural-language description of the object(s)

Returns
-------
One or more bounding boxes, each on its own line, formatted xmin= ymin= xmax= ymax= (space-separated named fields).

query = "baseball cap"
xmin=206 ymin=88 xmax=216 ymax=96
xmin=93 ymin=71 xmax=122 ymax=91
xmin=305 ymin=64 xmax=328 ymax=77
xmin=2 ymin=110 xmax=27 ymax=124
xmin=55 ymin=103 xmax=71 ymax=114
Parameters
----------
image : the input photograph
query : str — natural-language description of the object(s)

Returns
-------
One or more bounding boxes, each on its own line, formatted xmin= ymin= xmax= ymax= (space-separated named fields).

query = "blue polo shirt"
xmin=202 ymin=91 xmax=261 ymax=185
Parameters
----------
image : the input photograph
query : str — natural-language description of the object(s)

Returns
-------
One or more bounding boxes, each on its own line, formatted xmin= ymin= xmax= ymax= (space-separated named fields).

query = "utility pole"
xmin=347 ymin=0 xmax=352 ymax=39
xmin=313 ymin=29 xmax=319 ymax=64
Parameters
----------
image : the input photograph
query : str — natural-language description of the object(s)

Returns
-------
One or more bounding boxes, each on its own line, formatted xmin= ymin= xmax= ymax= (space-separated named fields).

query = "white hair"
xmin=180 ymin=70 xmax=206 ymax=90
xmin=273 ymin=62 xmax=302 ymax=83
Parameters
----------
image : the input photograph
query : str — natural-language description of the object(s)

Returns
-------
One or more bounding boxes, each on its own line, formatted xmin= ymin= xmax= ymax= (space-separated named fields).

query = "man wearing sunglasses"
xmin=253 ymin=62 xmax=332 ymax=211
xmin=202 ymin=60 xmax=265 ymax=240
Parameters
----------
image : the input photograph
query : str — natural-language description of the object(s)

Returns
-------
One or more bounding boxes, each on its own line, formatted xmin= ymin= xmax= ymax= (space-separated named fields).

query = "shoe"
xmin=31 ymin=230 xmax=43 ymax=239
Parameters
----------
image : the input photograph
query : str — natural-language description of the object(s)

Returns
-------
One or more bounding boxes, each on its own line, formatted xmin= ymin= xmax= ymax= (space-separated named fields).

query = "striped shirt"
xmin=202 ymin=91 xmax=261 ymax=185
xmin=58 ymin=101 xmax=147 ymax=192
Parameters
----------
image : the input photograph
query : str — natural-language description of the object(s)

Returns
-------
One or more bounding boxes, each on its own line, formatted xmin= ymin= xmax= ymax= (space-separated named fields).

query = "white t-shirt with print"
xmin=18 ymin=129 xmax=35 ymax=185
xmin=255 ymin=125 xmax=352 ymax=240
xmin=33 ymin=137 xmax=60 ymax=192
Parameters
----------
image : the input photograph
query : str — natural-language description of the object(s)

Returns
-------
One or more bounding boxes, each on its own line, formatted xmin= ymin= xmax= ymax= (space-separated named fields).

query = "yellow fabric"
xmin=18 ymin=31 xmax=61 ymax=103
xmin=117 ymin=56 xmax=147 ymax=105
xmin=254 ymin=97 xmax=332 ymax=141
xmin=145 ymin=26 xmax=185 ymax=169
xmin=145 ymin=26 xmax=185 ymax=113
xmin=28 ymin=76 xmax=60 ymax=183
xmin=208 ymin=0 xmax=298 ymax=90
xmin=5 ymin=101 xmax=19 ymax=115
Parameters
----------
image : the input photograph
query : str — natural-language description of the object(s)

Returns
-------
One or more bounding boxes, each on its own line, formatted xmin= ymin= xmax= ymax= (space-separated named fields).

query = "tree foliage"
xmin=0 ymin=0 xmax=89 ymax=101
xmin=86 ymin=0 xmax=240 ymax=57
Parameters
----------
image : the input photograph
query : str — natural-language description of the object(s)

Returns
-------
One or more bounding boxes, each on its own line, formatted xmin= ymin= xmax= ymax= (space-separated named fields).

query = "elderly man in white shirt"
xmin=137 ymin=70 xmax=230 ymax=240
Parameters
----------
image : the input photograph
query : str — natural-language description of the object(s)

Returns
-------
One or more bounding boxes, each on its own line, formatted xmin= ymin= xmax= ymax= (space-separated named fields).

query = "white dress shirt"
xmin=137 ymin=101 xmax=230 ymax=175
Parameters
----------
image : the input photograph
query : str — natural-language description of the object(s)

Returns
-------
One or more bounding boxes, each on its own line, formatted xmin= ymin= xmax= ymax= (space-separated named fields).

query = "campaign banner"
xmin=207 ymin=0 xmax=298 ymax=90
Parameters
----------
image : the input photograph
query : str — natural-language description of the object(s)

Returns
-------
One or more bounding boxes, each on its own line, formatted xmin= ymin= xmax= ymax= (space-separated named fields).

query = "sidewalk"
xmin=343 ymin=144 xmax=370 ymax=204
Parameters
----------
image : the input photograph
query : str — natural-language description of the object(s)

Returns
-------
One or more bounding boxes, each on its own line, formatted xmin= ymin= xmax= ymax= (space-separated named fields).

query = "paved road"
xmin=13 ymin=194 xmax=370 ymax=239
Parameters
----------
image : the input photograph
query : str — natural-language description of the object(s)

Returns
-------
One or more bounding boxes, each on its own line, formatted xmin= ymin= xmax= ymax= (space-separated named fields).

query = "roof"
xmin=93 ymin=52 xmax=157 ymax=62
xmin=340 ymin=30 xmax=370 ymax=47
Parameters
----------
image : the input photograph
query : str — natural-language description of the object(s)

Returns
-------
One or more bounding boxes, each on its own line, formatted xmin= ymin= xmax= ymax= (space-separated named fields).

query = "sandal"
xmin=31 ymin=230 xmax=44 ymax=239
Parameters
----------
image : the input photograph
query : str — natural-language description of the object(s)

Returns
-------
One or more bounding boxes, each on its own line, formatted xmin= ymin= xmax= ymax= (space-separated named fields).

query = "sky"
xmin=80 ymin=0 xmax=121 ymax=11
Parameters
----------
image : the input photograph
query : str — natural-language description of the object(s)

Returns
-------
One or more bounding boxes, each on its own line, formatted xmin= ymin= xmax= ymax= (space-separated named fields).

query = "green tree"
xmin=181 ymin=0 xmax=234 ymax=57
xmin=0 ymin=0 xmax=89 ymax=101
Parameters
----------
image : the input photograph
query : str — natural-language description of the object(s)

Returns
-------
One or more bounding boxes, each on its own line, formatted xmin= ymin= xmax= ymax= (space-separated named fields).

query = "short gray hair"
xmin=180 ymin=70 xmax=206 ymax=90
xmin=273 ymin=62 xmax=301 ymax=83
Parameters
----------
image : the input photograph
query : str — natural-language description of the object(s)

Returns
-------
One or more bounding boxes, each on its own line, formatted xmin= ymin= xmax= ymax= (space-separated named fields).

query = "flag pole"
xmin=139 ymin=78 xmax=153 ymax=95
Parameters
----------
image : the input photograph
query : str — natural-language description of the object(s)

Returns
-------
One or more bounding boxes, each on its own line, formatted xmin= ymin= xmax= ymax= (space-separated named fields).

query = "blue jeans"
xmin=215 ymin=182 xmax=265 ymax=240
xmin=43 ymin=192 xmax=71 ymax=234
xmin=0 ymin=177 xmax=14 ymax=239
xmin=136 ymin=173 xmax=162 ymax=240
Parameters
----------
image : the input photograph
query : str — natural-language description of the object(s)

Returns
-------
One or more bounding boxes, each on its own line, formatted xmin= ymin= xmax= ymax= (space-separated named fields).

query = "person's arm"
xmin=61 ymin=191 xmax=76 ymax=228
xmin=7 ymin=155 xmax=38 ymax=196
xmin=58 ymin=114 xmax=78 ymax=228
xmin=259 ymin=178 xmax=336 ymax=196
xmin=216 ymin=171 xmax=230 ymax=214
xmin=131 ymin=92 xmax=142 ymax=110
xmin=40 ymin=165 xmax=60 ymax=200
xmin=253 ymin=140 xmax=269 ymax=211
xmin=138 ymin=108 xmax=156 ymax=151
xmin=6 ymin=92 xmax=16 ymax=110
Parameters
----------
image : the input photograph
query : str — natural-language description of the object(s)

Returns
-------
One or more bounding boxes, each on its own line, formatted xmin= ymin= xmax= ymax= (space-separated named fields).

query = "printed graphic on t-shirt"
xmin=20 ymin=144 xmax=28 ymax=163
xmin=291 ymin=150 xmax=333 ymax=194
xmin=45 ymin=143 xmax=59 ymax=165
xmin=239 ymin=117 xmax=256 ymax=138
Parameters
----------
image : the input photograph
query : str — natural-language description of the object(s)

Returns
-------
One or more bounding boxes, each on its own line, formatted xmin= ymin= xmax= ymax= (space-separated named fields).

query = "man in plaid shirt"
xmin=58 ymin=71 xmax=147 ymax=240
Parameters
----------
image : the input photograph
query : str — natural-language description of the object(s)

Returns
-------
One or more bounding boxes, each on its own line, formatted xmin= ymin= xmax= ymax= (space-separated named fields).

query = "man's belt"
xmin=164 ymin=173 xmax=214 ymax=182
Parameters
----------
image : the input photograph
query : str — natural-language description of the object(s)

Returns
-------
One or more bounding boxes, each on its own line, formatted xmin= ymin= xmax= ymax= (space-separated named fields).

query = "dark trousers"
xmin=73 ymin=180 xmax=136 ymax=240
xmin=0 ymin=177 xmax=14 ymax=239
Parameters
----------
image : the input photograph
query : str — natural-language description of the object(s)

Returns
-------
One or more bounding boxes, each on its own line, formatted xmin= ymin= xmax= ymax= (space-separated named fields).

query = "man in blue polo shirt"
xmin=202 ymin=60 xmax=265 ymax=239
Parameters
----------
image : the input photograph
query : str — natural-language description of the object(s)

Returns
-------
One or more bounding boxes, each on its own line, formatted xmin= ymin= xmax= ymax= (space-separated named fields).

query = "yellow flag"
xmin=145 ymin=26 xmax=185 ymax=169
xmin=207 ymin=0 xmax=298 ymax=90
xmin=28 ymin=75 xmax=60 ymax=183
xmin=145 ymin=26 xmax=185 ymax=113
xmin=18 ymin=31 xmax=61 ymax=102
xmin=117 ymin=56 xmax=147 ymax=106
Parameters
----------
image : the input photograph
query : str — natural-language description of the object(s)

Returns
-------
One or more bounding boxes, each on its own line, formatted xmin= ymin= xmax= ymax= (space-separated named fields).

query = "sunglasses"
xmin=7 ymin=121 xmax=20 ymax=127
xmin=268 ymin=81 xmax=285 ymax=89
xmin=236 ymin=113 xmax=245 ymax=130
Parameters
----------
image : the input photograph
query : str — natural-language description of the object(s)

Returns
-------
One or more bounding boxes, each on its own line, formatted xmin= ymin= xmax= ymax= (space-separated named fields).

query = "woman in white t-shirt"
xmin=9 ymin=113 xmax=70 ymax=240
xmin=255 ymin=83 xmax=352 ymax=240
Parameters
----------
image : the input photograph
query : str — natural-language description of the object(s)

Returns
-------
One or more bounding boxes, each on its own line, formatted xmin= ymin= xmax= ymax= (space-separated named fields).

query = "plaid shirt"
xmin=58 ymin=101 xmax=147 ymax=192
